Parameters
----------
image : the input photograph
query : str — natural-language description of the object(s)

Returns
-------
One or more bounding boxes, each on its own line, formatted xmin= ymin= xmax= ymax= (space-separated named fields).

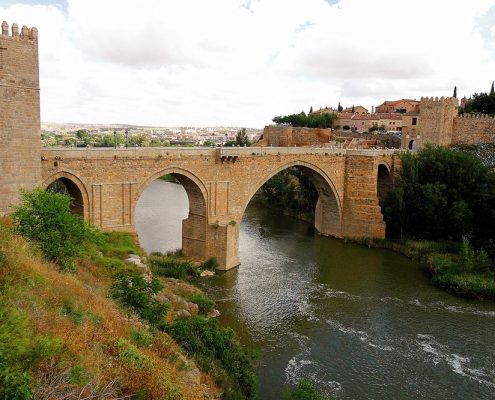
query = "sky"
xmin=1 ymin=0 xmax=495 ymax=128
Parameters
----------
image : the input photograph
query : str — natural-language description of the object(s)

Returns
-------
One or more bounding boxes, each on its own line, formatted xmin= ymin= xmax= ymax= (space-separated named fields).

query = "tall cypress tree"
xmin=309 ymin=106 xmax=313 ymax=114
xmin=337 ymin=102 xmax=343 ymax=112
xmin=351 ymin=104 xmax=355 ymax=113
xmin=490 ymin=81 xmax=494 ymax=96
xmin=453 ymin=86 xmax=457 ymax=98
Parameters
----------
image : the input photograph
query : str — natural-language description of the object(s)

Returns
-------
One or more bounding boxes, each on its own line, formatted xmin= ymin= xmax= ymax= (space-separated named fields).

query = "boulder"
xmin=187 ymin=302 xmax=199 ymax=314
xmin=200 ymin=270 xmax=215 ymax=277
xmin=207 ymin=309 xmax=221 ymax=318
xmin=175 ymin=309 xmax=191 ymax=318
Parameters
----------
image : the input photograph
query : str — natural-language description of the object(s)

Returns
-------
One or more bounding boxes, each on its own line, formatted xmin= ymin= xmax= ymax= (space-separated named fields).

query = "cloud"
xmin=1 ymin=0 xmax=495 ymax=127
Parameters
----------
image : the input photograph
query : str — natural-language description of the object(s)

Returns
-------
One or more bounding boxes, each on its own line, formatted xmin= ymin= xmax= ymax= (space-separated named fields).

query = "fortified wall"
xmin=0 ymin=22 xmax=41 ymax=215
xmin=257 ymin=126 xmax=333 ymax=147
xmin=402 ymin=96 xmax=495 ymax=149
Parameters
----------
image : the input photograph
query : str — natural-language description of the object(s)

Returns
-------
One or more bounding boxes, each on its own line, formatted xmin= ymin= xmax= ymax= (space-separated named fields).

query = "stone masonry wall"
xmin=0 ymin=22 xmax=41 ymax=215
xmin=452 ymin=115 xmax=495 ymax=145
xmin=258 ymin=126 xmax=332 ymax=147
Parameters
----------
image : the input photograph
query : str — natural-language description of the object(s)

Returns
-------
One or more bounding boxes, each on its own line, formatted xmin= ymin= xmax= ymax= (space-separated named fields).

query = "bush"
xmin=149 ymin=254 xmax=199 ymax=279
xmin=281 ymin=378 xmax=333 ymax=400
xmin=11 ymin=189 xmax=101 ymax=267
xmin=166 ymin=316 xmax=257 ymax=400
xmin=201 ymin=258 xmax=219 ymax=271
xmin=111 ymin=271 xmax=168 ymax=328
xmin=190 ymin=293 xmax=215 ymax=315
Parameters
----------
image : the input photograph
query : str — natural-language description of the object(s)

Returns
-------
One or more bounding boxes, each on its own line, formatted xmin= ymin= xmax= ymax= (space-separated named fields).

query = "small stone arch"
xmin=377 ymin=163 xmax=393 ymax=205
xmin=408 ymin=140 xmax=416 ymax=150
xmin=135 ymin=167 xmax=209 ymax=261
xmin=241 ymin=160 xmax=343 ymax=238
xmin=42 ymin=171 xmax=90 ymax=220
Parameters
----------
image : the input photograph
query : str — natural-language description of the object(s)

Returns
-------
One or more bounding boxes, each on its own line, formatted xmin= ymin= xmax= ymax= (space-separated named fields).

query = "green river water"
xmin=136 ymin=180 xmax=495 ymax=399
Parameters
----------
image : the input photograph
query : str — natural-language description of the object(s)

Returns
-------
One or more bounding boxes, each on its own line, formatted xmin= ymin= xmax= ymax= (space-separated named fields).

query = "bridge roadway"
xmin=40 ymin=146 xmax=401 ymax=270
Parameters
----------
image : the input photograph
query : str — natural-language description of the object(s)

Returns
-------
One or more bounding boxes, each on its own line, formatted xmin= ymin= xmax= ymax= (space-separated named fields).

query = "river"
xmin=136 ymin=180 xmax=495 ymax=400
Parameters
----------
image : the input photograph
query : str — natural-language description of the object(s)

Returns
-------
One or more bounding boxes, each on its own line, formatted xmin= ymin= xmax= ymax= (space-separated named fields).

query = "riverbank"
xmin=349 ymin=237 xmax=495 ymax=300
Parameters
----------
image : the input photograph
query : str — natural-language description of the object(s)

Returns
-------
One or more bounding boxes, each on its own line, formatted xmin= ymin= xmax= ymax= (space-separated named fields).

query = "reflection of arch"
xmin=242 ymin=160 xmax=343 ymax=237
xmin=42 ymin=171 xmax=90 ymax=220
xmin=135 ymin=167 xmax=209 ymax=260
xmin=377 ymin=163 xmax=393 ymax=205
xmin=408 ymin=140 xmax=416 ymax=150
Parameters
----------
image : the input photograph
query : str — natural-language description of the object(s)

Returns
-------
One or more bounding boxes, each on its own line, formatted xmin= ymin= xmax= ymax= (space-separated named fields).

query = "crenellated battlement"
xmin=1 ymin=21 xmax=38 ymax=41
xmin=457 ymin=113 xmax=495 ymax=120
xmin=419 ymin=96 xmax=458 ymax=106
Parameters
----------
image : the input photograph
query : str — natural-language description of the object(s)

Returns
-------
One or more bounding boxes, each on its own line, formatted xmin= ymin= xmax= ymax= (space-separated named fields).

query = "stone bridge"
xmin=40 ymin=146 xmax=400 ymax=270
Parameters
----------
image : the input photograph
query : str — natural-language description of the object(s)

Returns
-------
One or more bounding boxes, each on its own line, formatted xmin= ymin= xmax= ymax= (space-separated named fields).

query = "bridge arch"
xmin=42 ymin=171 xmax=90 ymax=220
xmin=377 ymin=162 xmax=393 ymax=205
xmin=241 ymin=160 xmax=343 ymax=238
xmin=135 ymin=167 xmax=209 ymax=261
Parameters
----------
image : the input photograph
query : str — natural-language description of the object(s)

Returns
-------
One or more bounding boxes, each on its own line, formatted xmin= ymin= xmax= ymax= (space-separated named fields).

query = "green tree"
xmin=11 ymin=189 xmax=100 ymax=267
xmin=309 ymin=106 xmax=313 ymax=114
xmin=453 ymin=86 xmax=457 ymax=98
xmin=382 ymin=146 xmax=495 ymax=257
xmin=337 ymin=102 xmax=343 ymax=112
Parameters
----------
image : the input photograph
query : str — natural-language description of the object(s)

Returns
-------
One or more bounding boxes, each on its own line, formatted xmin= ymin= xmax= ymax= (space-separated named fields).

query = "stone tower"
xmin=417 ymin=96 xmax=458 ymax=146
xmin=0 ymin=22 xmax=41 ymax=215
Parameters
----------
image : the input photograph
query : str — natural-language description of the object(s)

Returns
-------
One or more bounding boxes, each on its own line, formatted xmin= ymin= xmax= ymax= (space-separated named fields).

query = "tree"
xmin=309 ymin=106 xmax=313 ymax=114
xmin=272 ymin=112 xmax=336 ymax=129
xmin=453 ymin=86 xmax=457 ymax=98
xmin=337 ymin=102 xmax=343 ymax=112
xmin=11 ymin=189 xmax=100 ymax=268
xmin=351 ymin=104 xmax=355 ymax=113
xmin=382 ymin=145 xmax=495 ymax=257
xmin=491 ymin=81 xmax=494 ymax=96
xmin=235 ymin=128 xmax=250 ymax=146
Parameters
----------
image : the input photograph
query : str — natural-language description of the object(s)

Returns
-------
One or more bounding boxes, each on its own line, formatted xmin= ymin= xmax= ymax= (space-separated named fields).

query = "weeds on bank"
xmin=350 ymin=236 xmax=495 ymax=299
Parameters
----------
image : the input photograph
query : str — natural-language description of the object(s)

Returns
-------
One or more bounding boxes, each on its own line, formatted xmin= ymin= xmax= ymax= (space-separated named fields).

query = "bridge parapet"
xmin=41 ymin=146 xmax=405 ymax=160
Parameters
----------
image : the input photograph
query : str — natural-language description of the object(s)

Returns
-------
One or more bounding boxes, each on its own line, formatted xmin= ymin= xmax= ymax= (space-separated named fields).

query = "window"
xmin=412 ymin=117 xmax=418 ymax=126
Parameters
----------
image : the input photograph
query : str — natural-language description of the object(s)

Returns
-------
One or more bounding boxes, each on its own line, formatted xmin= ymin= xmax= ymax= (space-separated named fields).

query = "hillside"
xmin=0 ymin=221 xmax=219 ymax=399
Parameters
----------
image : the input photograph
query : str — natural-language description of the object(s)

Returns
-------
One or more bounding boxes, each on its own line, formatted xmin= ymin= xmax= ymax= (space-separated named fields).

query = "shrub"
xmin=281 ymin=378 xmax=333 ymax=400
xmin=111 ymin=271 xmax=168 ymax=328
xmin=130 ymin=330 xmax=153 ymax=348
xmin=149 ymin=255 xmax=199 ymax=279
xmin=201 ymin=258 xmax=218 ymax=271
xmin=166 ymin=316 xmax=257 ymax=400
xmin=190 ymin=293 xmax=215 ymax=315
xmin=115 ymin=339 xmax=150 ymax=370
xmin=11 ymin=189 xmax=101 ymax=267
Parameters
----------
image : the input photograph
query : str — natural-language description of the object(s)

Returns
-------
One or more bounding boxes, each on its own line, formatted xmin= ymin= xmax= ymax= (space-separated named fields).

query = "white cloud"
xmin=1 ymin=0 xmax=495 ymax=127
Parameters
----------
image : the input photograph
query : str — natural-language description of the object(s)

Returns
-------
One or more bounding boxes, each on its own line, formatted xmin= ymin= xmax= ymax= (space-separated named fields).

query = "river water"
xmin=136 ymin=180 xmax=495 ymax=400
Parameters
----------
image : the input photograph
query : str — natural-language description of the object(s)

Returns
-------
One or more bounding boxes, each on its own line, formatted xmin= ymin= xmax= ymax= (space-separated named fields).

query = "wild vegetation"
xmin=272 ymin=112 xmax=336 ymax=129
xmin=0 ymin=189 xmax=259 ymax=399
xmin=380 ymin=145 xmax=495 ymax=298
xmin=461 ymin=82 xmax=495 ymax=115
xmin=224 ymin=128 xmax=253 ymax=147
xmin=252 ymin=167 xmax=319 ymax=222
xmin=281 ymin=379 xmax=335 ymax=400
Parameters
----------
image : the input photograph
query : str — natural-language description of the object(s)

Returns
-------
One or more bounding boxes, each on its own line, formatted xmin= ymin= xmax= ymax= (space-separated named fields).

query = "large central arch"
xmin=135 ymin=167 xmax=209 ymax=261
xmin=241 ymin=160 xmax=343 ymax=238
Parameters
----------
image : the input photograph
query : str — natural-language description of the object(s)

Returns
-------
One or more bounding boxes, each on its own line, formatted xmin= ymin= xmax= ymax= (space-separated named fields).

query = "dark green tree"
xmin=351 ymin=104 xmax=355 ymax=113
xmin=491 ymin=81 xmax=494 ymax=96
xmin=453 ymin=86 xmax=457 ymax=98
xmin=309 ymin=106 xmax=313 ymax=114
xmin=337 ymin=102 xmax=343 ymax=112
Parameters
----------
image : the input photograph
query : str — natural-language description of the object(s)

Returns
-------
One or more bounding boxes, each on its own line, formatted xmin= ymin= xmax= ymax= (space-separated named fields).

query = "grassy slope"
xmin=0 ymin=221 xmax=219 ymax=399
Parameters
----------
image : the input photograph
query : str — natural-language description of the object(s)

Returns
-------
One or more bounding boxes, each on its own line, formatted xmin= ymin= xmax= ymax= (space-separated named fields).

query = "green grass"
xmin=190 ymin=293 xmax=215 ymax=315
xmin=97 ymin=232 xmax=143 ymax=259
xmin=149 ymin=253 xmax=199 ymax=279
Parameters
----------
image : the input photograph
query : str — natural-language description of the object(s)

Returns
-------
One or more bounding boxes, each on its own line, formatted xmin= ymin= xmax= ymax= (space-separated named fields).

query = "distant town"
xmin=41 ymin=122 xmax=263 ymax=147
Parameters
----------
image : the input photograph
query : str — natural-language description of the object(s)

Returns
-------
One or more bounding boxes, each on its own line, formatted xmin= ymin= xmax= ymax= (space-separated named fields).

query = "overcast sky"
xmin=2 ymin=0 xmax=495 ymax=127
